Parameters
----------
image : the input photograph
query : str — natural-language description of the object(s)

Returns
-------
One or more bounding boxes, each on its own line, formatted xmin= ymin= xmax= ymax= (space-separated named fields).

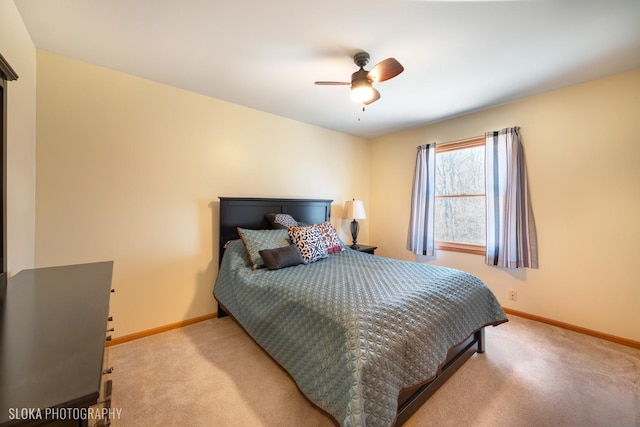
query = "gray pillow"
xmin=237 ymin=228 xmax=290 ymax=270
xmin=259 ymin=244 xmax=304 ymax=270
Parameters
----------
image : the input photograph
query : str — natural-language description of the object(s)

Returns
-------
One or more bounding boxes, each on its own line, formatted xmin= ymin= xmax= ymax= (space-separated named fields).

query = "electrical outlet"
xmin=508 ymin=289 xmax=518 ymax=301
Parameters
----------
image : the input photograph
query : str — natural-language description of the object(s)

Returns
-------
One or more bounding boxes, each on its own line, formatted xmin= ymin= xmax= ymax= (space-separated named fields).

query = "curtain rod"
xmin=436 ymin=135 xmax=484 ymax=147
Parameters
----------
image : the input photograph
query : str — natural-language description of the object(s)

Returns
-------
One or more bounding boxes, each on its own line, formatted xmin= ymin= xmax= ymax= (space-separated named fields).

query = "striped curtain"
xmin=407 ymin=143 xmax=436 ymax=256
xmin=485 ymin=127 xmax=538 ymax=268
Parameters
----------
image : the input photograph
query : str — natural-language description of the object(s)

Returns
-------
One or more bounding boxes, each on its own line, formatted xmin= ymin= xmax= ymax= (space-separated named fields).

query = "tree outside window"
xmin=435 ymin=137 xmax=486 ymax=255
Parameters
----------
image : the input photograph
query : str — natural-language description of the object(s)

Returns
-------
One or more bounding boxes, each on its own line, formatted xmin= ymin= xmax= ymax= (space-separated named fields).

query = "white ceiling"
xmin=14 ymin=0 xmax=640 ymax=140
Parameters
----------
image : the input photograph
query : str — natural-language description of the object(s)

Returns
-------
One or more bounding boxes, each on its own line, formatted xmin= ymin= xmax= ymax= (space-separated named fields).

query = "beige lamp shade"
xmin=343 ymin=200 xmax=366 ymax=220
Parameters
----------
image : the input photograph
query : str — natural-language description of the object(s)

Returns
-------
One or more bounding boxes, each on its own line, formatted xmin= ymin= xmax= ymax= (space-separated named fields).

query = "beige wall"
xmin=35 ymin=52 xmax=370 ymax=337
xmin=370 ymin=68 xmax=640 ymax=342
xmin=0 ymin=1 xmax=37 ymax=275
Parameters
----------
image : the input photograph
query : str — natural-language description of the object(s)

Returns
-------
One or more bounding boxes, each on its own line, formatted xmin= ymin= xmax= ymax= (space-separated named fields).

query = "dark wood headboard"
xmin=218 ymin=197 xmax=333 ymax=264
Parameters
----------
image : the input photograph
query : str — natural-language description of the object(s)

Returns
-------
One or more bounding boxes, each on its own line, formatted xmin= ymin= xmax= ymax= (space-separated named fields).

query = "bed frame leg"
xmin=476 ymin=327 xmax=485 ymax=353
xmin=217 ymin=303 xmax=228 ymax=318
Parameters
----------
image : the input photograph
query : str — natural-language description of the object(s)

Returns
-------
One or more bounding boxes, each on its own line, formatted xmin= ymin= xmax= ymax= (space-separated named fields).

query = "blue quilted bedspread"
xmin=214 ymin=240 xmax=507 ymax=426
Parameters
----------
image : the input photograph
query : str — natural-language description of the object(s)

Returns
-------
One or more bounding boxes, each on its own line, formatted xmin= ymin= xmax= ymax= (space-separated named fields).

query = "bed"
xmin=213 ymin=197 xmax=508 ymax=426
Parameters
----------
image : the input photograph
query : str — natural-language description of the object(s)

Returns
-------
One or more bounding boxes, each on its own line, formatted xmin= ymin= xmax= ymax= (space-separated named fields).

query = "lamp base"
xmin=350 ymin=219 xmax=360 ymax=250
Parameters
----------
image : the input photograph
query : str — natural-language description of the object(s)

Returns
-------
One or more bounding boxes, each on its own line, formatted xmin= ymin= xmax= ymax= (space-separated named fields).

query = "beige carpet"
xmin=108 ymin=315 xmax=640 ymax=427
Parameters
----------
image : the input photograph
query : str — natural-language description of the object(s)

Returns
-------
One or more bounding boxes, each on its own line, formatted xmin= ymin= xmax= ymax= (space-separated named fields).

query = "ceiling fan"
xmin=315 ymin=51 xmax=404 ymax=105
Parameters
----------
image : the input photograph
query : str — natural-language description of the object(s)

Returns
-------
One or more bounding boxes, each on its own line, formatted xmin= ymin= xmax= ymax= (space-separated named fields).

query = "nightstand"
xmin=351 ymin=244 xmax=377 ymax=255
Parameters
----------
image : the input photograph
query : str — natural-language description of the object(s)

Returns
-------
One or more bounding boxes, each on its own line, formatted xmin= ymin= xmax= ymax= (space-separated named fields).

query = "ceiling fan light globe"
xmin=351 ymin=80 xmax=375 ymax=103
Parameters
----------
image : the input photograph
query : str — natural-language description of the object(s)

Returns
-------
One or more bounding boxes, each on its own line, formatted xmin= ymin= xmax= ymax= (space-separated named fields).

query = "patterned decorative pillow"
xmin=316 ymin=221 xmax=344 ymax=253
xmin=287 ymin=225 xmax=328 ymax=264
xmin=237 ymin=228 xmax=291 ymax=270
xmin=265 ymin=213 xmax=299 ymax=229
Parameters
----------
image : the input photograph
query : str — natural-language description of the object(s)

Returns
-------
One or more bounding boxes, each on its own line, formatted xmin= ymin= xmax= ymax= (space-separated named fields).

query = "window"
xmin=434 ymin=137 xmax=485 ymax=255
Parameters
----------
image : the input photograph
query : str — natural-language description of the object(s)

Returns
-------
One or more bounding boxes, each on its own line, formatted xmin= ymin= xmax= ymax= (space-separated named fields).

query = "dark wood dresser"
xmin=0 ymin=262 xmax=114 ymax=426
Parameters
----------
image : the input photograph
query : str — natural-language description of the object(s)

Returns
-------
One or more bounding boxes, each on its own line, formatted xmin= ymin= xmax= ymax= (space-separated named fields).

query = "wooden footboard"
xmin=396 ymin=328 xmax=485 ymax=425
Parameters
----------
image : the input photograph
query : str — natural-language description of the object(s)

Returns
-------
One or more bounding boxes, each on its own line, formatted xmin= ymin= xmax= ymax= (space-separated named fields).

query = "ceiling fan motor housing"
xmin=354 ymin=51 xmax=370 ymax=68
xmin=351 ymin=68 xmax=370 ymax=84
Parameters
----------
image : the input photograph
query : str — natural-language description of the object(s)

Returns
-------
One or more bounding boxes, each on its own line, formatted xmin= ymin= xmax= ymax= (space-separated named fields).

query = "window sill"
xmin=435 ymin=241 xmax=486 ymax=255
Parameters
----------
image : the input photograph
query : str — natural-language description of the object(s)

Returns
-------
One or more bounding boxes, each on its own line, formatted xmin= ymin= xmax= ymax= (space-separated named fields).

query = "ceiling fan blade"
xmin=315 ymin=81 xmax=350 ymax=85
xmin=367 ymin=58 xmax=404 ymax=83
xmin=363 ymin=88 xmax=380 ymax=105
